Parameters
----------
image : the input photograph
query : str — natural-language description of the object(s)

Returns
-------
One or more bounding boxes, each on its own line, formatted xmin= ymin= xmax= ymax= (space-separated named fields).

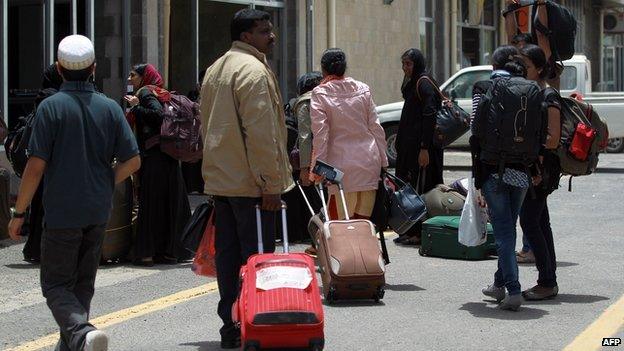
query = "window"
xmin=456 ymin=0 xmax=498 ymax=70
xmin=420 ymin=0 xmax=434 ymax=71
xmin=443 ymin=70 xmax=491 ymax=100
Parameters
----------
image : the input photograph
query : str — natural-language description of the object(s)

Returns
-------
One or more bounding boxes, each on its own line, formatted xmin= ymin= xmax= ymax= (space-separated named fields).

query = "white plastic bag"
xmin=458 ymin=178 xmax=488 ymax=247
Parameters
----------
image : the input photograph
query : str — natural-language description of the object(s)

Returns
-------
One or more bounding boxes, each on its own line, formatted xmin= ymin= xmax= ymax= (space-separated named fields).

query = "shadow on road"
xmin=555 ymin=261 xmax=579 ymax=268
xmin=459 ymin=302 xmax=549 ymax=320
xmin=525 ymin=293 xmax=610 ymax=306
xmin=384 ymin=284 xmax=425 ymax=292
xmin=179 ymin=341 xmax=221 ymax=351
xmin=4 ymin=262 xmax=39 ymax=269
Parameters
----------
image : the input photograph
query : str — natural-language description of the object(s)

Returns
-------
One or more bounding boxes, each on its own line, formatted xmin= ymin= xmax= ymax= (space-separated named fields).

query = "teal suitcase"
xmin=419 ymin=216 xmax=497 ymax=260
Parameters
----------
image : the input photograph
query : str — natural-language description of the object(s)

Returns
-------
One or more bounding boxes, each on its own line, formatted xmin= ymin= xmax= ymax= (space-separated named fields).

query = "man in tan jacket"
xmin=199 ymin=8 xmax=293 ymax=349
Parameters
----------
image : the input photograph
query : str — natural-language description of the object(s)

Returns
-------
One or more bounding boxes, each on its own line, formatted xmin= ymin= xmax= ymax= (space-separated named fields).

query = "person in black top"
xmin=125 ymin=63 xmax=191 ymax=266
xmin=471 ymin=45 xmax=534 ymax=311
xmin=394 ymin=48 xmax=443 ymax=246
xmin=518 ymin=44 xmax=562 ymax=300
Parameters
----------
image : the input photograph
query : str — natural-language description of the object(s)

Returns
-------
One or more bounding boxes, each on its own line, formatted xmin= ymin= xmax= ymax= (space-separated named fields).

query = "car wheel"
xmin=384 ymin=124 xmax=398 ymax=168
xmin=606 ymin=138 xmax=624 ymax=153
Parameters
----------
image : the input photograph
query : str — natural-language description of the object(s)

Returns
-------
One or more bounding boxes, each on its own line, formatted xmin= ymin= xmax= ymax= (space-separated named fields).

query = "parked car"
xmin=378 ymin=55 xmax=624 ymax=166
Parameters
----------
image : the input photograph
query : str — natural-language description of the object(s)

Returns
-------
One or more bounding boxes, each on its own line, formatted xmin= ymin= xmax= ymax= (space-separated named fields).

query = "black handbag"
xmin=384 ymin=171 xmax=427 ymax=235
xmin=417 ymin=76 xmax=470 ymax=149
xmin=181 ymin=200 xmax=214 ymax=253
xmin=370 ymin=174 xmax=392 ymax=264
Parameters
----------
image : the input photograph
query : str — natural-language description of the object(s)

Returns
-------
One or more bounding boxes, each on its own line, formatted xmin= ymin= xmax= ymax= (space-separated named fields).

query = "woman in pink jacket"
xmin=310 ymin=48 xmax=388 ymax=220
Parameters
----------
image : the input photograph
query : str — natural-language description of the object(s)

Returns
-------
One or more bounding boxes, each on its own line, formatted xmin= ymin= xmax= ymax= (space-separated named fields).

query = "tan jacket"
xmin=293 ymin=91 xmax=313 ymax=169
xmin=199 ymin=41 xmax=294 ymax=197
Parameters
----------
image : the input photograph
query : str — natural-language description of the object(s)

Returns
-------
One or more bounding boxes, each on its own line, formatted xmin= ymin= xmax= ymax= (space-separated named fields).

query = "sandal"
xmin=304 ymin=246 xmax=317 ymax=257
xmin=400 ymin=236 xmax=421 ymax=246
xmin=516 ymin=250 xmax=535 ymax=264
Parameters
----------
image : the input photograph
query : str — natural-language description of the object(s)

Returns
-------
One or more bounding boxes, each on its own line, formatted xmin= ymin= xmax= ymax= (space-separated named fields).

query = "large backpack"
xmin=532 ymin=1 xmax=577 ymax=61
xmin=557 ymin=96 xmax=608 ymax=178
xmin=144 ymin=86 xmax=203 ymax=163
xmin=474 ymin=76 xmax=545 ymax=168
xmin=5 ymin=111 xmax=35 ymax=177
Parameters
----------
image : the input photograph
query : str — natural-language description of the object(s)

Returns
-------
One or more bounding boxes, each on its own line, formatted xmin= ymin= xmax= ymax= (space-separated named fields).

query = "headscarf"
xmin=140 ymin=64 xmax=164 ymax=88
xmin=401 ymin=48 xmax=427 ymax=100
xmin=42 ymin=64 xmax=63 ymax=90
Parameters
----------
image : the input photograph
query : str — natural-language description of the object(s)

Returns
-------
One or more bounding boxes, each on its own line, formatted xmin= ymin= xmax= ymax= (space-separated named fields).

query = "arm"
xmin=504 ymin=0 xmax=519 ymax=43
xmin=131 ymin=89 xmax=163 ymax=128
xmin=114 ymin=156 xmax=141 ymax=184
xmin=544 ymin=106 xmax=561 ymax=149
xmin=366 ymin=94 xmax=389 ymax=168
xmin=535 ymin=1 xmax=552 ymax=62
xmin=418 ymin=79 xmax=438 ymax=150
xmin=310 ymin=91 xmax=329 ymax=170
xmin=9 ymin=157 xmax=47 ymax=236
xmin=237 ymin=73 xmax=288 ymax=196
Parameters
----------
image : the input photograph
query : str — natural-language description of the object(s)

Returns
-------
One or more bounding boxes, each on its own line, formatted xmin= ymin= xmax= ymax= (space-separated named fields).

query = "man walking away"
xmin=8 ymin=35 xmax=140 ymax=351
xmin=199 ymin=9 xmax=294 ymax=349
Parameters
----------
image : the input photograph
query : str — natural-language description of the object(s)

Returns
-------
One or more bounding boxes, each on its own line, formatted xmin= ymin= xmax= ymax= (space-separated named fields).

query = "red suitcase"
xmin=233 ymin=205 xmax=325 ymax=351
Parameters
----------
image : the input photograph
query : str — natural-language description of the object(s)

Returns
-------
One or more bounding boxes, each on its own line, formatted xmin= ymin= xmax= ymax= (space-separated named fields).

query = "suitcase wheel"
xmin=418 ymin=247 xmax=427 ymax=256
xmin=309 ymin=338 xmax=325 ymax=351
xmin=244 ymin=341 xmax=260 ymax=351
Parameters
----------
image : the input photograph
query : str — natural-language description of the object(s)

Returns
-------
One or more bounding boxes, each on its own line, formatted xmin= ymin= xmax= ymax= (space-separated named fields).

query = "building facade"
xmin=2 ymin=0 xmax=624 ymax=129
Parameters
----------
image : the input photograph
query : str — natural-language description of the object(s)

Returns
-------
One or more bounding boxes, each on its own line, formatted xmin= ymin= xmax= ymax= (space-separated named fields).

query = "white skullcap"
xmin=57 ymin=35 xmax=95 ymax=70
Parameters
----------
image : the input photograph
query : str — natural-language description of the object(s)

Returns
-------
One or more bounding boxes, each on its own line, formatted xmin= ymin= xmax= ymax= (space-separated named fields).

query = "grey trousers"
xmin=40 ymin=224 xmax=106 ymax=351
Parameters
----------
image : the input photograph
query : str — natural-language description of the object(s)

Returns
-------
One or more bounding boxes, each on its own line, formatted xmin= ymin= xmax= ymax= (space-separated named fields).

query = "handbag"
xmin=417 ymin=76 xmax=470 ymax=149
xmin=384 ymin=170 xmax=427 ymax=235
xmin=191 ymin=210 xmax=217 ymax=277
xmin=180 ymin=200 xmax=214 ymax=253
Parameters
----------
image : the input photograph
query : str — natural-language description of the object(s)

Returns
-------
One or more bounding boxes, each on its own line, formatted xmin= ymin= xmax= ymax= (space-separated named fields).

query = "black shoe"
xmin=153 ymin=255 xmax=178 ymax=265
xmin=220 ymin=323 xmax=241 ymax=349
xmin=393 ymin=234 xmax=408 ymax=243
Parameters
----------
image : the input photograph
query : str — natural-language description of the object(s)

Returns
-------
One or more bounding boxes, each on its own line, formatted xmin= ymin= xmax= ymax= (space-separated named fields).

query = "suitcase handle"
xmin=255 ymin=203 xmax=289 ymax=254
xmin=317 ymin=181 xmax=350 ymax=221
xmin=255 ymin=258 xmax=309 ymax=268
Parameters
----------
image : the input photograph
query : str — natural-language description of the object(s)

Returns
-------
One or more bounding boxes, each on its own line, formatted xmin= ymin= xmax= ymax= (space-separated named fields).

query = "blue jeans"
xmin=482 ymin=176 xmax=527 ymax=296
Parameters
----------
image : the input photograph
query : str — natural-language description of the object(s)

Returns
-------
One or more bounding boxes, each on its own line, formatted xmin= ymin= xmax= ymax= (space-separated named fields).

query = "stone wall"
xmin=313 ymin=0 xmax=420 ymax=105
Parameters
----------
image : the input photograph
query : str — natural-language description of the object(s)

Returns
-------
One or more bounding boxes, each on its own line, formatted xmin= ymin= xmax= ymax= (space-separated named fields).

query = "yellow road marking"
xmin=563 ymin=293 xmax=624 ymax=351
xmin=5 ymin=282 xmax=219 ymax=351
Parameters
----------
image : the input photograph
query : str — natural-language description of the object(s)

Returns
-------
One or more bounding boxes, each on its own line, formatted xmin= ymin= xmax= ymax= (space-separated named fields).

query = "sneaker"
xmin=498 ymin=294 xmax=523 ymax=311
xmin=482 ymin=284 xmax=506 ymax=302
xmin=220 ymin=324 xmax=241 ymax=349
xmin=84 ymin=330 xmax=108 ymax=351
xmin=522 ymin=285 xmax=558 ymax=300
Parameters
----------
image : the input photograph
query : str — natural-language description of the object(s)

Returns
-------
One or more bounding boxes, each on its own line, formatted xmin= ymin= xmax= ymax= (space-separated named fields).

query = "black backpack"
xmin=5 ymin=111 xmax=35 ymax=178
xmin=532 ymin=1 xmax=577 ymax=61
xmin=474 ymin=76 xmax=546 ymax=167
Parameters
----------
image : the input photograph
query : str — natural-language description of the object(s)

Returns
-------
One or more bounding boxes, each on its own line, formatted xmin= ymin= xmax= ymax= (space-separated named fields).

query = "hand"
xmin=310 ymin=172 xmax=324 ymax=185
xmin=532 ymin=175 xmax=543 ymax=186
xmin=418 ymin=149 xmax=430 ymax=168
xmin=124 ymin=95 xmax=139 ymax=107
xmin=261 ymin=193 xmax=282 ymax=211
xmin=476 ymin=190 xmax=487 ymax=208
xmin=8 ymin=218 xmax=24 ymax=241
xmin=299 ymin=168 xmax=311 ymax=187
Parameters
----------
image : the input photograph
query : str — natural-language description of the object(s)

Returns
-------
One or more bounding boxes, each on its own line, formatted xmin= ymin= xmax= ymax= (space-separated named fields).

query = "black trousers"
xmin=40 ymin=225 xmax=106 ymax=351
xmin=519 ymin=191 xmax=557 ymax=288
xmin=213 ymin=196 xmax=276 ymax=332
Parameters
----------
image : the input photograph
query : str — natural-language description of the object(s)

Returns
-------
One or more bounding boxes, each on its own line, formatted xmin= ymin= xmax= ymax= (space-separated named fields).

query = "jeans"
xmin=40 ymin=225 xmax=106 ymax=351
xmin=520 ymin=191 xmax=557 ymax=288
xmin=213 ymin=196 xmax=276 ymax=336
xmin=481 ymin=176 xmax=527 ymax=296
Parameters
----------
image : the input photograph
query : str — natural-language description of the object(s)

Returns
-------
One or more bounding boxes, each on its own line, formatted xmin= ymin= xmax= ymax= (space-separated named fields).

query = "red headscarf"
xmin=141 ymin=64 xmax=163 ymax=88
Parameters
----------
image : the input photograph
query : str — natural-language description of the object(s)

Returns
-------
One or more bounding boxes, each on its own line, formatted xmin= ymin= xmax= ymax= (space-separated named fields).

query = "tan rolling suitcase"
xmin=315 ymin=182 xmax=385 ymax=304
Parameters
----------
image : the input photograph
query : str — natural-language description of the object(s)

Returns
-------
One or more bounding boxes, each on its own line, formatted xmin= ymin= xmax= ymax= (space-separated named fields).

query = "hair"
xmin=401 ymin=48 xmax=427 ymax=80
xmin=132 ymin=63 xmax=148 ymax=77
xmin=521 ymin=44 xmax=549 ymax=80
xmin=58 ymin=64 xmax=94 ymax=82
xmin=230 ymin=9 xmax=271 ymax=42
xmin=491 ymin=45 xmax=526 ymax=77
xmin=297 ymin=71 xmax=323 ymax=95
xmin=321 ymin=48 xmax=347 ymax=76
xmin=511 ymin=33 xmax=534 ymax=47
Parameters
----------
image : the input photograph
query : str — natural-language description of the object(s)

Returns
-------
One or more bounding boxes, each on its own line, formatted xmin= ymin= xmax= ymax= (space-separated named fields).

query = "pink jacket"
xmin=310 ymin=77 xmax=389 ymax=192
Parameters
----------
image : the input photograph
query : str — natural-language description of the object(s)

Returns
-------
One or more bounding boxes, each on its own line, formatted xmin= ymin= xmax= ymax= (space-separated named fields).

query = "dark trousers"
xmin=519 ymin=191 xmax=558 ymax=288
xmin=213 ymin=196 xmax=276 ymax=334
xmin=40 ymin=225 xmax=106 ymax=351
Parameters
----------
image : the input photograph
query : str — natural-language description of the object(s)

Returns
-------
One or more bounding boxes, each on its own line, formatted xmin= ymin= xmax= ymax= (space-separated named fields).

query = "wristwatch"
xmin=11 ymin=209 xmax=26 ymax=219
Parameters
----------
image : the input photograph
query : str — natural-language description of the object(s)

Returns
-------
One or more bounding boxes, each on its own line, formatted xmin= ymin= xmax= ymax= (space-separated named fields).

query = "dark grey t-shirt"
xmin=28 ymin=81 xmax=139 ymax=229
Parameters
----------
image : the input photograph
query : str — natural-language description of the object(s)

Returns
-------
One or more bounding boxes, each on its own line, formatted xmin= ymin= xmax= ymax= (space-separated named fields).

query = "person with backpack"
xmin=309 ymin=48 xmax=388 ymax=220
xmin=199 ymin=9 xmax=294 ymax=349
xmin=124 ymin=63 xmax=191 ymax=266
xmin=393 ymin=48 xmax=444 ymax=246
xmin=471 ymin=45 xmax=546 ymax=311
xmin=504 ymin=0 xmax=577 ymax=91
xmin=518 ymin=44 xmax=562 ymax=300
xmin=8 ymin=35 xmax=140 ymax=351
